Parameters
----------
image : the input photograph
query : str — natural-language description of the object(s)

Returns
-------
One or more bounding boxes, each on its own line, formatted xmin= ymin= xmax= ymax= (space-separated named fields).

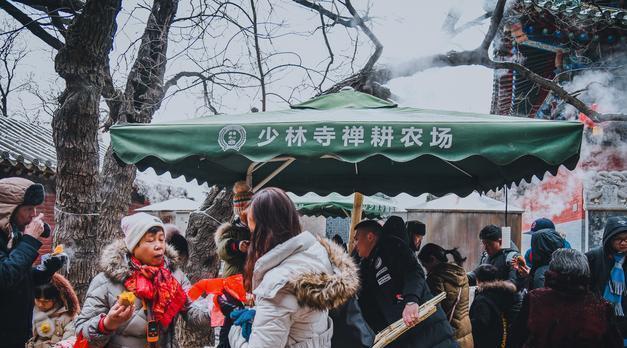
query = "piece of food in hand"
xmin=516 ymin=255 xmax=527 ymax=267
xmin=118 ymin=291 xmax=136 ymax=306
xmin=52 ymin=244 xmax=64 ymax=255
xmin=40 ymin=322 xmax=51 ymax=335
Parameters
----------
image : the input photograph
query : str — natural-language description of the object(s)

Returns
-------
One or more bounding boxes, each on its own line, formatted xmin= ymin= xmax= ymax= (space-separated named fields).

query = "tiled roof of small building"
xmin=0 ymin=117 xmax=56 ymax=176
xmin=522 ymin=0 xmax=627 ymax=27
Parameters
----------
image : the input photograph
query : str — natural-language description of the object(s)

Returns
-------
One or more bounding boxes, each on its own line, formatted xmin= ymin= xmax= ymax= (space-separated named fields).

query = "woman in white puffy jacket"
xmin=229 ymin=187 xmax=359 ymax=348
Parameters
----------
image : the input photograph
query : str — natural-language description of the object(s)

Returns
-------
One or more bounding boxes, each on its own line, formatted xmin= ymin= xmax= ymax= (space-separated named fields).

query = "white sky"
xmin=2 ymin=0 xmax=495 ymax=199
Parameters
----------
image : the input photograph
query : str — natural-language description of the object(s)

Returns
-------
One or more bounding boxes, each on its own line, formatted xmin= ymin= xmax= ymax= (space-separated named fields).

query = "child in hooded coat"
xmin=470 ymin=264 xmax=518 ymax=348
xmin=27 ymin=273 xmax=80 ymax=348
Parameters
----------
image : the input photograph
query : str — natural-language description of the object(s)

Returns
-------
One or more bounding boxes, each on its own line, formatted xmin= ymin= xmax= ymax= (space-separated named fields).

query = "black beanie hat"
xmin=406 ymin=220 xmax=426 ymax=236
xmin=479 ymin=224 xmax=502 ymax=241
xmin=23 ymin=183 xmax=45 ymax=206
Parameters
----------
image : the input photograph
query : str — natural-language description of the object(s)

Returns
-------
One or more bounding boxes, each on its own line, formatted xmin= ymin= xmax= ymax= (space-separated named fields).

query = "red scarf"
xmin=124 ymin=257 xmax=187 ymax=329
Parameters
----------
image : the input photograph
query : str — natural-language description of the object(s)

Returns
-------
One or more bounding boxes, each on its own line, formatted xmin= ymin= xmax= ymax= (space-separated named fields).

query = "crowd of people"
xmin=2 ymin=175 xmax=627 ymax=348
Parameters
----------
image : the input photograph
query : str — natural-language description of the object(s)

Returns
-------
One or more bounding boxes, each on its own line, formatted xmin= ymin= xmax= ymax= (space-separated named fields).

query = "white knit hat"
xmin=121 ymin=213 xmax=165 ymax=251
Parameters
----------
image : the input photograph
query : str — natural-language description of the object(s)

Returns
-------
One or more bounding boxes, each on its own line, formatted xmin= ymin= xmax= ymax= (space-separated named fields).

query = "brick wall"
xmin=37 ymin=194 xmax=56 ymax=255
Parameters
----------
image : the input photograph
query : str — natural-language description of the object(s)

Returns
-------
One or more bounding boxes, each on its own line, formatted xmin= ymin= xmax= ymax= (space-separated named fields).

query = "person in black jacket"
xmin=470 ymin=264 xmax=518 ymax=348
xmin=353 ymin=220 xmax=456 ymax=348
xmin=0 ymin=177 xmax=65 ymax=348
xmin=407 ymin=220 xmax=427 ymax=279
xmin=528 ymin=229 xmax=564 ymax=290
xmin=586 ymin=216 xmax=627 ymax=340
xmin=383 ymin=216 xmax=410 ymax=245
xmin=407 ymin=220 xmax=426 ymax=252
xmin=467 ymin=224 xmax=527 ymax=291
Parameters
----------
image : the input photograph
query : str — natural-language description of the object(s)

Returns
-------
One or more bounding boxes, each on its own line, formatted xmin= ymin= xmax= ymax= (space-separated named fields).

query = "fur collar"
xmin=214 ymin=218 xmax=249 ymax=245
xmin=99 ymin=239 xmax=180 ymax=283
xmin=214 ymin=221 xmax=232 ymax=245
xmin=477 ymin=280 xmax=517 ymax=294
xmin=286 ymin=237 xmax=360 ymax=311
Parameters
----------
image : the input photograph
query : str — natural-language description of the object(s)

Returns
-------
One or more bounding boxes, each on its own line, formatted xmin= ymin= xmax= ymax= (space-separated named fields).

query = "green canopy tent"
xmin=111 ymin=90 xmax=582 ymax=196
xmin=288 ymin=192 xmax=396 ymax=219
xmin=111 ymin=89 xmax=583 ymax=246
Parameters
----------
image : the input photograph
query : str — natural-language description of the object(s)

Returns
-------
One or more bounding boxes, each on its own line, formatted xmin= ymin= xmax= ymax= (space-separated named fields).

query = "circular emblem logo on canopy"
xmin=218 ymin=125 xmax=247 ymax=151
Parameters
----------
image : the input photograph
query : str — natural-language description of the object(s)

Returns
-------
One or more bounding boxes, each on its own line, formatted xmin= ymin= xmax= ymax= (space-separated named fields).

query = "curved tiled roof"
xmin=522 ymin=0 xmax=627 ymax=27
xmin=0 ymin=117 xmax=108 ymax=176
xmin=0 ymin=117 xmax=56 ymax=175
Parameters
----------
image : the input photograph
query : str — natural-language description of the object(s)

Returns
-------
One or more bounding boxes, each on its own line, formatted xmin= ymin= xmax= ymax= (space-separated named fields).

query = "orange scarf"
xmin=124 ymin=257 xmax=187 ymax=329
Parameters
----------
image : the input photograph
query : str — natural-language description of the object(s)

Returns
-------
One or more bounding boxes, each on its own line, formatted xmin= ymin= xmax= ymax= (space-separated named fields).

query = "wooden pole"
xmin=348 ymin=192 xmax=364 ymax=252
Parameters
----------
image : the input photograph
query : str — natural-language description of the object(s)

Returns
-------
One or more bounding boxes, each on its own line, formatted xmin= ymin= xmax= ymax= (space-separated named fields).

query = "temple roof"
xmin=522 ymin=0 xmax=627 ymax=27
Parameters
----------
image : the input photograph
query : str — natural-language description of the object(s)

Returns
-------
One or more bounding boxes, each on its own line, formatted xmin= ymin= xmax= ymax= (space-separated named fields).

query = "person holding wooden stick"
xmin=353 ymin=220 xmax=456 ymax=348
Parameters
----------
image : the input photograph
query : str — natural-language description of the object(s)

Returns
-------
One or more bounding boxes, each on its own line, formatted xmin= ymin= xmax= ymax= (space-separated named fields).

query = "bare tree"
xmin=0 ymin=0 xmax=182 ymax=299
xmin=296 ymin=0 xmax=627 ymax=123
xmin=0 ymin=23 xmax=30 ymax=117
xmin=161 ymin=0 xmax=356 ymax=114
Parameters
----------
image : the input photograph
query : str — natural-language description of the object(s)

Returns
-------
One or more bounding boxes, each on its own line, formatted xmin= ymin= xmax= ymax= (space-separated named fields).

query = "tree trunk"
xmin=52 ymin=0 xmax=122 ymax=299
xmin=97 ymin=0 xmax=179 ymax=245
xmin=96 ymin=147 xmax=135 ymax=244
xmin=176 ymin=186 xmax=233 ymax=347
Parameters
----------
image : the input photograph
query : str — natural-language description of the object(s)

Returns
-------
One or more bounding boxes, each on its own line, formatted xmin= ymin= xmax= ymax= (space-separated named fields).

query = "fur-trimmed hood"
xmin=213 ymin=222 xmax=236 ymax=245
xmin=477 ymin=279 xmax=517 ymax=293
xmin=476 ymin=280 xmax=518 ymax=312
xmin=214 ymin=222 xmax=233 ymax=246
xmin=214 ymin=218 xmax=250 ymax=246
xmin=49 ymin=273 xmax=81 ymax=317
xmin=0 ymin=177 xmax=45 ymax=235
xmin=99 ymin=239 xmax=181 ymax=283
xmin=252 ymin=231 xmax=359 ymax=311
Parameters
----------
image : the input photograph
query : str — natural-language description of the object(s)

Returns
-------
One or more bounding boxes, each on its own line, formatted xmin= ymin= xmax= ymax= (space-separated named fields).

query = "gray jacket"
xmin=229 ymin=232 xmax=360 ymax=348
xmin=75 ymin=240 xmax=210 ymax=348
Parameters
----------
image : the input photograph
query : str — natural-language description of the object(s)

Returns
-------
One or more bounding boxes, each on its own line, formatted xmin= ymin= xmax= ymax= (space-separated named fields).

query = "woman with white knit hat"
xmin=75 ymin=213 xmax=210 ymax=348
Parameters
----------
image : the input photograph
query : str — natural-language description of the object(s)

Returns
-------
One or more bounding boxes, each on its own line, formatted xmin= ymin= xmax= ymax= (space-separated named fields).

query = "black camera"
xmin=41 ymin=222 xmax=51 ymax=238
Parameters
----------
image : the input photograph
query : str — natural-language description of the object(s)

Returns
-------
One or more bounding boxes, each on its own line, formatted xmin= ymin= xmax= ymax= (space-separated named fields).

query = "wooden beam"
xmin=348 ymin=192 xmax=364 ymax=251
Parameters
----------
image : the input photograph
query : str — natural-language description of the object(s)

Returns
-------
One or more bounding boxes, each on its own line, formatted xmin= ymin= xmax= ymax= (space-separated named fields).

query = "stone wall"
xmin=586 ymin=171 xmax=627 ymax=249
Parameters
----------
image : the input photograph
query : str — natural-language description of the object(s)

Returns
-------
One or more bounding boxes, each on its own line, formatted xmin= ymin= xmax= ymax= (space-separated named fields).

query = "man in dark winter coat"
xmin=468 ymin=224 xmax=527 ymax=290
xmin=406 ymin=220 xmax=427 ymax=279
xmin=0 ymin=177 xmax=65 ymax=348
xmin=354 ymin=220 xmax=456 ymax=348
xmin=383 ymin=216 xmax=409 ymax=245
xmin=528 ymin=229 xmax=565 ymax=290
xmin=407 ymin=220 xmax=426 ymax=252
xmin=587 ymin=216 xmax=627 ymax=341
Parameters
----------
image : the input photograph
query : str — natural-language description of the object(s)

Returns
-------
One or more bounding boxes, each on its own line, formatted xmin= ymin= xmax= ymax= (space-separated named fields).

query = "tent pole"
xmin=348 ymin=192 xmax=364 ymax=252
xmin=247 ymin=157 xmax=296 ymax=193
xmin=505 ymin=185 xmax=509 ymax=227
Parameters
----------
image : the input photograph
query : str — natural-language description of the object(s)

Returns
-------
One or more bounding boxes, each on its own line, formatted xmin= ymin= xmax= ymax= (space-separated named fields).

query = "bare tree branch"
xmin=480 ymin=0 xmax=506 ymax=51
xmin=0 ymin=27 xmax=30 ymax=117
xmin=319 ymin=0 xmax=627 ymax=122
xmin=291 ymin=0 xmax=354 ymax=27
xmin=13 ymin=0 xmax=83 ymax=14
xmin=47 ymin=6 xmax=67 ymax=36
xmin=0 ymin=0 xmax=64 ymax=49
xmin=344 ymin=0 xmax=381 ymax=74
xmin=249 ymin=0 xmax=266 ymax=111
xmin=317 ymin=11 xmax=334 ymax=92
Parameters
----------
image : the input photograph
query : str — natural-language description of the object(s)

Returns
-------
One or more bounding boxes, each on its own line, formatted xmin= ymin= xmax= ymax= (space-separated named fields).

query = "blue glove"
xmin=230 ymin=308 xmax=256 ymax=341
